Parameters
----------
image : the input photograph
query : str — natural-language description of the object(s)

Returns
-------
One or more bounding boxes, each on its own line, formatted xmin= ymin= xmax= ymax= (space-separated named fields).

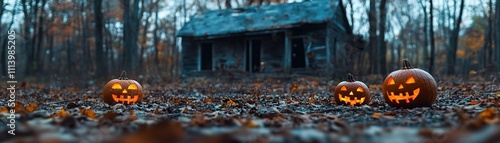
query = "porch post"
xmin=284 ymin=30 xmax=291 ymax=73
xmin=326 ymin=26 xmax=332 ymax=71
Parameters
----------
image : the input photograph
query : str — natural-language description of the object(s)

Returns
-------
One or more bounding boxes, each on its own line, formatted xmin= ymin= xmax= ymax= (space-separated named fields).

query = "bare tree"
xmin=368 ymin=0 xmax=377 ymax=74
xmin=429 ymin=0 xmax=436 ymax=74
xmin=94 ymin=0 xmax=106 ymax=77
xmin=419 ymin=0 xmax=429 ymax=71
xmin=496 ymin=0 xmax=500 ymax=72
xmin=378 ymin=0 xmax=387 ymax=74
xmin=0 ymin=0 xmax=4 ymax=26
xmin=446 ymin=0 xmax=465 ymax=75
xmin=122 ymin=0 xmax=141 ymax=74
xmin=480 ymin=0 xmax=494 ymax=72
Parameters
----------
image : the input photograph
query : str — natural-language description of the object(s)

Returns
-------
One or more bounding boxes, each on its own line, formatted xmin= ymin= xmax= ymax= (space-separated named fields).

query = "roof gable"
xmin=177 ymin=0 xmax=341 ymax=37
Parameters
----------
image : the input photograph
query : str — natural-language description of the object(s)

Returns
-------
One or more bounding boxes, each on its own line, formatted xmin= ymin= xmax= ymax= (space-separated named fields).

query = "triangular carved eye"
xmin=388 ymin=77 xmax=395 ymax=85
xmin=406 ymin=76 xmax=415 ymax=84
xmin=340 ymin=86 xmax=347 ymax=91
xmin=128 ymin=84 xmax=138 ymax=90
xmin=112 ymin=83 xmax=122 ymax=89
xmin=356 ymin=87 xmax=364 ymax=92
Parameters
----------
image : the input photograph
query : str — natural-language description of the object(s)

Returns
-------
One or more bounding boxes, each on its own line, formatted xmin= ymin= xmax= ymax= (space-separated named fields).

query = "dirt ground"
xmin=1 ymin=75 xmax=499 ymax=143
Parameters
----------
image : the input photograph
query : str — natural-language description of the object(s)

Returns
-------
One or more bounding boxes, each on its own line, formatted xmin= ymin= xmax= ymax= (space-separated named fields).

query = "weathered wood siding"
xmin=260 ymin=34 xmax=285 ymax=72
xmin=181 ymin=38 xmax=198 ymax=74
xmin=212 ymin=37 xmax=245 ymax=71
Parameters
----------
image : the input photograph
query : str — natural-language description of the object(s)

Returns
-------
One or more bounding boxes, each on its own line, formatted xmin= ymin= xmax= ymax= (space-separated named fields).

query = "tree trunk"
xmin=429 ymin=0 xmax=436 ymax=75
xmin=225 ymin=0 xmax=232 ymax=9
xmin=94 ymin=0 xmax=106 ymax=77
xmin=495 ymin=0 xmax=500 ymax=72
xmin=0 ymin=0 xmax=4 ymax=24
xmin=153 ymin=0 xmax=160 ymax=70
xmin=122 ymin=0 xmax=140 ymax=74
xmin=1 ymin=1 xmax=18 ymax=77
xmin=0 ymin=0 xmax=5 ymax=76
xmin=378 ymin=0 xmax=387 ymax=74
xmin=368 ymin=0 xmax=377 ymax=74
xmin=420 ymin=1 xmax=429 ymax=71
xmin=446 ymin=0 xmax=464 ymax=75
xmin=35 ymin=0 xmax=47 ymax=76
xmin=482 ymin=0 xmax=493 ymax=71
xmin=348 ymin=0 xmax=354 ymax=29
xmin=138 ymin=0 xmax=150 ymax=75
xmin=67 ymin=39 xmax=72 ymax=74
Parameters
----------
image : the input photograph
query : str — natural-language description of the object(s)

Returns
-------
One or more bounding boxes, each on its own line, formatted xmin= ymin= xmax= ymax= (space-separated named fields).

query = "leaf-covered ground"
xmin=1 ymin=75 xmax=499 ymax=143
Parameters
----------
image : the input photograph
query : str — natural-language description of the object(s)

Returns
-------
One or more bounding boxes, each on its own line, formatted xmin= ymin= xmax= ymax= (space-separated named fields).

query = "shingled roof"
xmin=177 ymin=0 xmax=342 ymax=37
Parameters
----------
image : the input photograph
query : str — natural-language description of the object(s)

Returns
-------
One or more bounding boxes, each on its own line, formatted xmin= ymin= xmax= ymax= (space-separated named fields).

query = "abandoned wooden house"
xmin=177 ymin=0 xmax=353 ymax=76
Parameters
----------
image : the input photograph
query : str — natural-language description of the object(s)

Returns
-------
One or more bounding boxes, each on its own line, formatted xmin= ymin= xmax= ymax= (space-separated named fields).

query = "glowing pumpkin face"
xmin=333 ymin=74 xmax=371 ymax=106
xmin=102 ymin=71 xmax=144 ymax=105
xmin=382 ymin=60 xmax=437 ymax=108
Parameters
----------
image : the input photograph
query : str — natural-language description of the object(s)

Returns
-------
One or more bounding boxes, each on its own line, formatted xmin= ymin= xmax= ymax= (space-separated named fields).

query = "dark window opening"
xmin=291 ymin=38 xmax=306 ymax=68
xmin=246 ymin=40 xmax=261 ymax=72
xmin=201 ymin=43 xmax=212 ymax=70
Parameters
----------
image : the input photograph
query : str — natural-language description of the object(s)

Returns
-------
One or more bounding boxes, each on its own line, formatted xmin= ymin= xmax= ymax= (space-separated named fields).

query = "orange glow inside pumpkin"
xmin=386 ymin=76 xmax=421 ymax=104
xmin=338 ymin=86 xmax=366 ymax=106
xmin=110 ymin=82 xmax=140 ymax=104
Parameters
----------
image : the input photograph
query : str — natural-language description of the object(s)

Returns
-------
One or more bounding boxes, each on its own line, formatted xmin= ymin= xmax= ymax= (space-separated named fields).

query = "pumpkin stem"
xmin=119 ymin=70 xmax=129 ymax=80
xmin=347 ymin=73 xmax=355 ymax=82
xmin=402 ymin=60 xmax=413 ymax=69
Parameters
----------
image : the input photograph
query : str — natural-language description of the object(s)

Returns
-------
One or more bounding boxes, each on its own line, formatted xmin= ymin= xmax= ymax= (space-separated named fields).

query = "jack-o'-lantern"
xmin=333 ymin=73 xmax=370 ymax=106
xmin=102 ymin=71 xmax=143 ymax=105
xmin=382 ymin=60 xmax=437 ymax=108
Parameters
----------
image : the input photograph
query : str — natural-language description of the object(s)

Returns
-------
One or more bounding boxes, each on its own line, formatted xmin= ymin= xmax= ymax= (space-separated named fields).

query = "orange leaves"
xmin=203 ymin=98 xmax=213 ymax=103
xmin=289 ymin=83 xmax=301 ymax=92
xmin=241 ymin=119 xmax=260 ymax=128
xmin=103 ymin=111 xmax=118 ymax=121
xmin=223 ymin=99 xmax=239 ymax=108
xmin=26 ymin=103 xmax=38 ymax=112
xmin=81 ymin=108 xmax=97 ymax=119
xmin=52 ymin=108 xmax=69 ymax=118
xmin=191 ymin=112 xmax=206 ymax=127
xmin=469 ymin=100 xmax=480 ymax=105
xmin=307 ymin=97 xmax=315 ymax=103
xmin=478 ymin=107 xmax=497 ymax=123
xmin=372 ymin=111 xmax=396 ymax=119
xmin=129 ymin=110 xmax=138 ymax=121
xmin=0 ymin=107 xmax=9 ymax=113
xmin=372 ymin=113 xmax=382 ymax=118
xmin=252 ymin=82 xmax=262 ymax=88
xmin=153 ymin=107 xmax=162 ymax=114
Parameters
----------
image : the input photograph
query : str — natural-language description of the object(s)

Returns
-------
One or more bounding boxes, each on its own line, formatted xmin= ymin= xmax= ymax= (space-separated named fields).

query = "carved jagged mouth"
xmin=386 ymin=88 xmax=420 ymax=104
xmin=338 ymin=94 xmax=366 ymax=106
xmin=112 ymin=94 xmax=139 ymax=104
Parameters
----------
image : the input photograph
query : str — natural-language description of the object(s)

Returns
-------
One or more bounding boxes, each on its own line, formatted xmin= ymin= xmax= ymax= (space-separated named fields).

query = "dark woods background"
xmin=0 ymin=0 xmax=499 ymax=84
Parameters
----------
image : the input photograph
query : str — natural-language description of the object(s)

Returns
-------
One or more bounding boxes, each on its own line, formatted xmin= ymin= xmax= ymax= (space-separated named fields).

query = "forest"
xmin=0 ymin=0 xmax=498 ymax=80
xmin=0 ymin=0 xmax=499 ymax=142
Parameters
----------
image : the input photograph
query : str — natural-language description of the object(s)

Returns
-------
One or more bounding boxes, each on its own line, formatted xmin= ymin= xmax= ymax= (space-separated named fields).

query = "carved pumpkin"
xmin=382 ymin=60 xmax=437 ymax=108
xmin=102 ymin=71 xmax=143 ymax=105
xmin=334 ymin=73 xmax=371 ymax=106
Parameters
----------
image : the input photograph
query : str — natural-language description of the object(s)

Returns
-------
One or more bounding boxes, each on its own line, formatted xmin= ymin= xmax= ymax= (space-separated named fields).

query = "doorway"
xmin=291 ymin=38 xmax=306 ymax=68
xmin=200 ymin=43 xmax=212 ymax=70
xmin=246 ymin=40 xmax=261 ymax=72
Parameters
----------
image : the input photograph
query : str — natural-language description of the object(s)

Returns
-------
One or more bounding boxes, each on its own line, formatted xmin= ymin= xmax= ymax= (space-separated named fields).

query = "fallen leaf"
xmin=81 ymin=108 xmax=97 ymax=119
xmin=25 ymin=103 xmax=38 ymax=113
xmin=479 ymin=107 xmax=497 ymax=123
xmin=0 ymin=107 xmax=9 ymax=113
xmin=308 ymin=97 xmax=315 ymax=103
xmin=103 ymin=111 xmax=117 ymax=121
xmin=204 ymin=98 xmax=213 ymax=103
xmin=52 ymin=108 xmax=69 ymax=118
xmin=372 ymin=113 xmax=382 ymax=118
xmin=469 ymin=100 xmax=480 ymax=105
xmin=225 ymin=99 xmax=238 ymax=107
